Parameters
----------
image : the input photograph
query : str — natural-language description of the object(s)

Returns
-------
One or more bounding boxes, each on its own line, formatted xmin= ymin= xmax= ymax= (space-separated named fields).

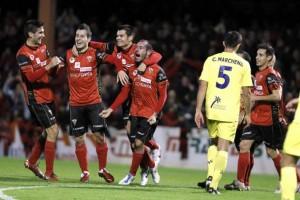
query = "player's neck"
xmin=122 ymin=43 xmax=133 ymax=51
xmin=26 ymin=39 xmax=39 ymax=48
xmin=77 ymin=46 xmax=88 ymax=54
xmin=258 ymin=65 xmax=268 ymax=71
xmin=224 ymin=48 xmax=236 ymax=53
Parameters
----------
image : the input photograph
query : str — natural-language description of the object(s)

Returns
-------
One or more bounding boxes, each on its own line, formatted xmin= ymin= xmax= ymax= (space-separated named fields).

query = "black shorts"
xmin=70 ymin=103 xmax=107 ymax=137
xmin=28 ymin=102 xmax=56 ymax=129
xmin=240 ymin=123 xmax=285 ymax=150
xmin=130 ymin=116 xmax=158 ymax=143
xmin=122 ymin=97 xmax=131 ymax=123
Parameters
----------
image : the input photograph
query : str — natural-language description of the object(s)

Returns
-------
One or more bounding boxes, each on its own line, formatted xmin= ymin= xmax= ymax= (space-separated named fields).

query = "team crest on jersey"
xmin=117 ymin=53 xmax=122 ymax=59
xmin=86 ymin=56 xmax=93 ymax=62
xmin=29 ymin=55 xmax=34 ymax=61
xmin=69 ymin=57 xmax=75 ymax=63
xmin=72 ymin=119 xmax=77 ymax=126
xmin=133 ymin=70 xmax=137 ymax=76
xmin=35 ymin=58 xmax=41 ymax=64
xmin=148 ymin=67 xmax=154 ymax=74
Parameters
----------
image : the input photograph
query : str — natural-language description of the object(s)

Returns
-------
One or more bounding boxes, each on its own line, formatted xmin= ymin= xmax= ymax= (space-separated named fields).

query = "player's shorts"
xmin=240 ymin=122 xmax=285 ymax=150
xmin=206 ymin=119 xmax=238 ymax=142
xmin=130 ymin=116 xmax=157 ymax=143
xmin=122 ymin=97 xmax=131 ymax=125
xmin=28 ymin=102 xmax=56 ymax=129
xmin=70 ymin=103 xmax=107 ymax=137
xmin=283 ymin=122 xmax=300 ymax=157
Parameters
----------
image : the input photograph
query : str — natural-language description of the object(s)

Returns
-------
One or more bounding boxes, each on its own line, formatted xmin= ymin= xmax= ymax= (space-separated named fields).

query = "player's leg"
xmin=208 ymin=121 xmax=237 ymax=194
xmin=70 ymin=105 xmax=89 ymax=182
xmin=197 ymin=119 xmax=218 ymax=189
xmin=90 ymin=103 xmax=114 ymax=183
xmin=31 ymin=103 xmax=58 ymax=181
xmin=281 ymin=122 xmax=300 ymax=200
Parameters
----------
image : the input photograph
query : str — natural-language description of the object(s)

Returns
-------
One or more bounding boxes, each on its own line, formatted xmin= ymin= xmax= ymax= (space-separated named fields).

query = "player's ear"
xmin=128 ymin=35 xmax=134 ymax=43
xmin=222 ymin=41 xmax=226 ymax=48
xmin=28 ymin=32 xmax=34 ymax=38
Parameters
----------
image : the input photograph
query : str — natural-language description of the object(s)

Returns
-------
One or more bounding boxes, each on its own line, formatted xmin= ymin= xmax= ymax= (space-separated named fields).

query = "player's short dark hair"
xmin=117 ymin=24 xmax=135 ymax=38
xmin=76 ymin=23 xmax=92 ymax=38
xmin=223 ymin=31 xmax=242 ymax=48
xmin=257 ymin=43 xmax=275 ymax=57
xmin=139 ymin=39 xmax=153 ymax=51
xmin=24 ymin=19 xmax=44 ymax=38
xmin=237 ymin=50 xmax=251 ymax=63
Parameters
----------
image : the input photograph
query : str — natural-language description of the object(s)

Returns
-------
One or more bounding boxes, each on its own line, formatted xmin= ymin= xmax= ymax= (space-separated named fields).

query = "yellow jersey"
xmin=200 ymin=51 xmax=252 ymax=122
xmin=293 ymin=97 xmax=300 ymax=123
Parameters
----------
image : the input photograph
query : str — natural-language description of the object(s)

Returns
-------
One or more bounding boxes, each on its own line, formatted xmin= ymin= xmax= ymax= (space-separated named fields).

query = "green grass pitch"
xmin=0 ymin=157 xmax=298 ymax=200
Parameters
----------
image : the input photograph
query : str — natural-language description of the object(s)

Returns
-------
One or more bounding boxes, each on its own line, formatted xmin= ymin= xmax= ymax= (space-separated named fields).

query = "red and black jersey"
xmin=251 ymin=67 xmax=283 ymax=126
xmin=111 ymin=64 xmax=169 ymax=118
xmin=89 ymin=41 xmax=162 ymax=71
xmin=66 ymin=47 xmax=103 ymax=106
xmin=16 ymin=43 xmax=54 ymax=105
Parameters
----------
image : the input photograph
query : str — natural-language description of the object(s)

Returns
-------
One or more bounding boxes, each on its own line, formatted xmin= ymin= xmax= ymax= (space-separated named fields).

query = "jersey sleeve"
xmin=266 ymin=73 xmax=281 ymax=91
xmin=16 ymin=54 xmax=47 ymax=82
xmin=241 ymin=62 xmax=253 ymax=87
xmin=199 ymin=58 xmax=210 ymax=82
xmin=143 ymin=51 xmax=162 ymax=66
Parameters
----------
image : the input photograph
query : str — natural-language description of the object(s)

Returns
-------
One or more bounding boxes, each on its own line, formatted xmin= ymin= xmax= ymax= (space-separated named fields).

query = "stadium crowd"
xmin=1 ymin=3 xmax=300 ymax=158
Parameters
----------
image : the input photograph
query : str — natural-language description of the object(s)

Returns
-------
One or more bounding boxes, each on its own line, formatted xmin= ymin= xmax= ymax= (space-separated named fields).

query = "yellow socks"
xmin=207 ymin=145 xmax=218 ymax=178
xmin=210 ymin=150 xmax=228 ymax=189
xmin=281 ymin=166 xmax=297 ymax=200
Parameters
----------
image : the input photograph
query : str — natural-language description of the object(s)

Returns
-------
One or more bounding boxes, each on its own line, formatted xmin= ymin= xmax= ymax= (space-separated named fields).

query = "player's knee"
xmin=134 ymin=139 xmax=144 ymax=151
xmin=75 ymin=135 xmax=85 ymax=145
xmin=94 ymin=131 xmax=105 ymax=144
xmin=266 ymin=147 xmax=278 ymax=158
xmin=281 ymin=153 xmax=296 ymax=167
xmin=239 ymin=140 xmax=251 ymax=152
xmin=46 ymin=124 xmax=58 ymax=141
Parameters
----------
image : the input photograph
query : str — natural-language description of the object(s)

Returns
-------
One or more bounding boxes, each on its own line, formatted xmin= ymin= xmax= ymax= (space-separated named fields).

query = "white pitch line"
xmin=0 ymin=186 xmax=45 ymax=200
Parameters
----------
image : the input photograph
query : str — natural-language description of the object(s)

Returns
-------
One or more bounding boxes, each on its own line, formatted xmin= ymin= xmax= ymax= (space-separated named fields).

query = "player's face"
xmin=75 ymin=29 xmax=90 ymax=50
xmin=135 ymin=41 xmax=148 ymax=62
xmin=116 ymin=30 xmax=132 ymax=49
xmin=256 ymin=49 xmax=269 ymax=68
xmin=30 ymin=26 xmax=45 ymax=45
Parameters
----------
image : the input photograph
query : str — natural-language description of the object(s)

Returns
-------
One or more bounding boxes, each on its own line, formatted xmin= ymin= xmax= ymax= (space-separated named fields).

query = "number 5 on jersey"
xmin=216 ymin=65 xmax=232 ymax=89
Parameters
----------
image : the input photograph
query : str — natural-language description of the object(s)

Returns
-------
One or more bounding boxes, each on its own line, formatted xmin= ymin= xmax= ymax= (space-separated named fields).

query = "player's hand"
xmin=250 ymin=94 xmax=257 ymax=102
xmin=117 ymin=70 xmax=129 ymax=85
xmin=286 ymin=98 xmax=299 ymax=112
xmin=47 ymin=56 xmax=62 ymax=70
xmin=147 ymin=113 xmax=157 ymax=125
xmin=194 ymin=110 xmax=204 ymax=128
xmin=99 ymin=108 xmax=113 ymax=118
xmin=72 ymin=45 xmax=79 ymax=57
xmin=243 ymin=114 xmax=251 ymax=128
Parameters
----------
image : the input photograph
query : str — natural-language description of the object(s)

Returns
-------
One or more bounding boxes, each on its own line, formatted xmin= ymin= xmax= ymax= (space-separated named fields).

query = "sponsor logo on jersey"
xmin=140 ymin=76 xmax=152 ymax=84
xmin=75 ymin=62 xmax=80 ymax=68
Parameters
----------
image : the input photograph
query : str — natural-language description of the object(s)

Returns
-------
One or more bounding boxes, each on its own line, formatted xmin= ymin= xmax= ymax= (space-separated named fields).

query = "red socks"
xmin=75 ymin=143 xmax=88 ymax=172
xmin=272 ymin=154 xmax=282 ymax=178
xmin=44 ymin=140 xmax=56 ymax=175
xmin=237 ymin=152 xmax=250 ymax=183
xmin=245 ymin=153 xmax=254 ymax=186
xmin=130 ymin=152 xmax=144 ymax=176
xmin=96 ymin=143 xmax=108 ymax=170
